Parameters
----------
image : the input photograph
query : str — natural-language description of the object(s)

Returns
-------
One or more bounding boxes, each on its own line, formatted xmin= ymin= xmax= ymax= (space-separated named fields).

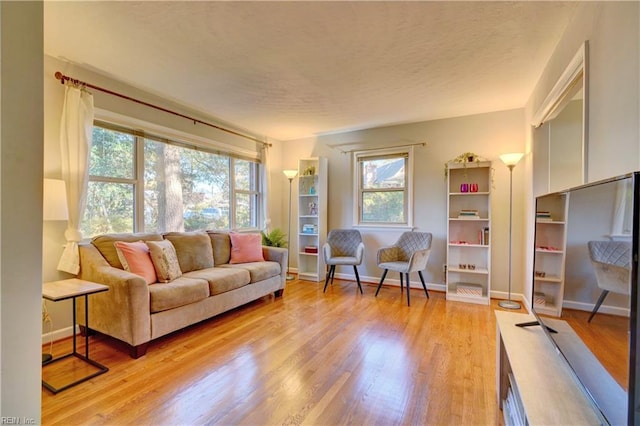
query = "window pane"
xmin=361 ymin=157 xmax=405 ymax=189
xmin=235 ymin=160 xmax=252 ymax=191
xmin=144 ymin=139 xmax=230 ymax=232
xmin=235 ymin=193 xmax=258 ymax=229
xmin=82 ymin=181 xmax=134 ymax=237
xmin=90 ymin=127 xmax=134 ymax=179
xmin=361 ymin=190 xmax=405 ymax=223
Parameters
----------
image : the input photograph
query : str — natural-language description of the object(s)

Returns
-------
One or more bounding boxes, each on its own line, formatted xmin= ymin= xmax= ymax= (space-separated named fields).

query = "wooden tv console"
xmin=495 ymin=311 xmax=625 ymax=425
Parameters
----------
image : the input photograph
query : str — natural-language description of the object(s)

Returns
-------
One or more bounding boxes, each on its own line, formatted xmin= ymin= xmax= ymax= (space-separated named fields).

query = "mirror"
xmin=533 ymin=42 xmax=588 ymax=195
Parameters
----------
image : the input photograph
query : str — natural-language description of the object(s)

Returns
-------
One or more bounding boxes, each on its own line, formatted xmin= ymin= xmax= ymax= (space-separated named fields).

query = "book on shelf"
xmin=536 ymin=211 xmax=553 ymax=221
xmin=458 ymin=209 xmax=479 ymax=219
xmin=301 ymin=224 xmax=318 ymax=234
xmin=478 ymin=227 xmax=490 ymax=245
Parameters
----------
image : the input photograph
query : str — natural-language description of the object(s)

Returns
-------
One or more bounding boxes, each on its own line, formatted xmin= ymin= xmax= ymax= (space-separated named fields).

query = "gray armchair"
xmin=375 ymin=231 xmax=432 ymax=306
xmin=322 ymin=229 xmax=365 ymax=293
xmin=587 ymin=240 xmax=631 ymax=322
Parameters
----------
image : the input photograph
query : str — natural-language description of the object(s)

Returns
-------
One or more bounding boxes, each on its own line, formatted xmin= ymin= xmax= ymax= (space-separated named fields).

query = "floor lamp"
xmin=283 ymin=169 xmax=298 ymax=280
xmin=498 ymin=153 xmax=524 ymax=310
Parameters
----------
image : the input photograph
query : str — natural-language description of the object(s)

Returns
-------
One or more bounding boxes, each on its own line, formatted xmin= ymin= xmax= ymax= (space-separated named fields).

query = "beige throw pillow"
xmin=147 ymin=240 xmax=182 ymax=283
xmin=163 ymin=232 xmax=214 ymax=272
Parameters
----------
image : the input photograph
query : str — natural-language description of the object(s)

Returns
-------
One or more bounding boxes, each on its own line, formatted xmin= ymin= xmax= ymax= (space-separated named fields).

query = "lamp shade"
xmin=283 ymin=169 xmax=298 ymax=179
xmin=43 ymin=179 xmax=69 ymax=221
xmin=499 ymin=153 xmax=524 ymax=167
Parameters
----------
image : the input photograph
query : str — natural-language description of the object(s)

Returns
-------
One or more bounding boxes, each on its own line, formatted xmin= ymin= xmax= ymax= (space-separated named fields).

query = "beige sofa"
xmin=76 ymin=231 xmax=287 ymax=358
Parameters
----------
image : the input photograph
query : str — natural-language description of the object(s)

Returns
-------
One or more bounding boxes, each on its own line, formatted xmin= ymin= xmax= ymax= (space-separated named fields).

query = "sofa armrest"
xmin=262 ymin=246 xmax=288 ymax=287
xmin=77 ymin=243 xmax=151 ymax=346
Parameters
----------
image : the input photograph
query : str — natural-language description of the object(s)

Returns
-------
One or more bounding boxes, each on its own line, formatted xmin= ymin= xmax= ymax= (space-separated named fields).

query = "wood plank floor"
xmin=41 ymin=278 xmax=623 ymax=425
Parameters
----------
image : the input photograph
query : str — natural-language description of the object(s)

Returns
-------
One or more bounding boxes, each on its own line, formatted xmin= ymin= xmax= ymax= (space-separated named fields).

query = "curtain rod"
xmin=54 ymin=71 xmax=271 ymax=147
xmin=330 ymin=142 xmax=426 ymax=154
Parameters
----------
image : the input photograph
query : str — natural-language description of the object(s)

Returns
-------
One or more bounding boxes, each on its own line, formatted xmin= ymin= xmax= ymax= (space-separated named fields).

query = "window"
xmin=82 ymin=123 xmax=262 ymax=238
xmin=354 ymin=148 xmax=413 ymax=227
xmin=83 ymin=126 xmax=136 ymax=235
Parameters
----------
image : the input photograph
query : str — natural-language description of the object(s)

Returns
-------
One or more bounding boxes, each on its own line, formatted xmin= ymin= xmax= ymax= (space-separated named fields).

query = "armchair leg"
xmin=418 ymin=271 xmax=429 ymax=298
xmin=353 ymin=266 xmax=363 ymax=294
xmin=375 ymin=269 xmax=388 ymax=297
xmin=400 ymin=273 xmax=404 ymax=293
xmin=405 ymin=273 xmax=410 ymax=306
xmin=323 ymin=265 xmax=335 ymax=293
xmin=588 ymin=289 xmax=610 ymax=322
xmin=330 ymin=265 xmax=336 ymax=285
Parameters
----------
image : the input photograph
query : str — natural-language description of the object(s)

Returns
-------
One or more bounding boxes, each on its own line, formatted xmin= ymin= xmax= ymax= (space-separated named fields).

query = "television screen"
xmin=531 ymin=173 xmax=636 ymax=425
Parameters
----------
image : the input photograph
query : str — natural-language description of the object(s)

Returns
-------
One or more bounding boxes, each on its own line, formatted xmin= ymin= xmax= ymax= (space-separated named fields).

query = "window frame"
xmin=232 ymin=159 xmax=261 ymax=230
xmin=352 ymin=146 xmax=414 ymax=229
xmin=84 ymin=121 xmax=263 ymax=236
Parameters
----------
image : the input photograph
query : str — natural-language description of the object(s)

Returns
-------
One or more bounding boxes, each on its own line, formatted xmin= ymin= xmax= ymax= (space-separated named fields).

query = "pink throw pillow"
xmin=114 ymin=241 xmax=157 ymax=284
xmin=229 ymin=233 xmax=264 ymax=264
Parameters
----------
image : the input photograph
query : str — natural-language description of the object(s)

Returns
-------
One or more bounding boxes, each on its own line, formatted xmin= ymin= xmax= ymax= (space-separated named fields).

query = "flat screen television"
xmin=529 ymin=172 xmax=639 ymax=425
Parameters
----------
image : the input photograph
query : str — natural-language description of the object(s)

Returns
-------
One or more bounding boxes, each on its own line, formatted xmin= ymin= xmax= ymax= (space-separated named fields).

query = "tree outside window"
xmin=82 ymin=123 xmax=262 ymax=238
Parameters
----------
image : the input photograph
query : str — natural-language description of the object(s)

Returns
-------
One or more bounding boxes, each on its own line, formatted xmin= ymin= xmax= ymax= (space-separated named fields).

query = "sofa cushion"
xmin=208 ymin=232 xmax=231 ymax=266
xmin=147 ymin=240 xmax=183 ymax=282
xmin=92 ymin=233 xmax=163 ymax=269
xmin=229 ymin=232 xmax=264 ymax=264
xmin=183 ymin=267 xmax=251 ymax=296
xmin=221 ymin=261 xmax=281 ymax=284
xmin=163 ymin=232 xmax=214 ymax=273
xmin=114 ymin=240 xmax=157 ymax=284
xmin=148 ymin=276 xmax=210 ymax=313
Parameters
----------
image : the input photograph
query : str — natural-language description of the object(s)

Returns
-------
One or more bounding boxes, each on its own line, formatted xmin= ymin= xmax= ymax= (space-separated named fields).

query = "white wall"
xmin=524 ymin=1 xmax=640 ymax=308
xmin=283 ymin=108 xmax=526 ymax=298
xmin=1 ymin=2 xmax=43 ymax=420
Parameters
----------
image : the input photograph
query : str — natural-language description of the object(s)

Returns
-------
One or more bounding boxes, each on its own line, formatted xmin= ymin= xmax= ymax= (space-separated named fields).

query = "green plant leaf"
xmin=261 ymin=228 xmax=288 ymax=247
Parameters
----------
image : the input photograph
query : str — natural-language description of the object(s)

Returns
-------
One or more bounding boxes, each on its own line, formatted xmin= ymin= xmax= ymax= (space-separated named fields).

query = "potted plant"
xmin=261 ymin=228 xmax=288 ymax=247
xmin=444 ymin=152 xmax=485 ymax=177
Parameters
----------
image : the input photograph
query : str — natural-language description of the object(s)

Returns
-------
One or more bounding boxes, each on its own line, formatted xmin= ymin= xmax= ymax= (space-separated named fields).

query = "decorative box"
xmin=304 ymin=246 xmax=318 ymax=254
xmin=456 ymin=283 xmax=483 ymax=297
xmin=534 ymin=292 xmax=546 ymax=306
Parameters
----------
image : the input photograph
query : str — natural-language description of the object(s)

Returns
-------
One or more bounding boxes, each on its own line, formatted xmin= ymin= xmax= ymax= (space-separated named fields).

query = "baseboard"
xmin=42 ymin=324 xmax=78 ymax=345
xmin=327 ymin=271 xmax=446 ymax=292
xmin=490 ymin=290 xmax=526 ymax=304
xmin=511 ymin=295 xmax=629 ymax=317
xmin=562 ymin=299 xmax=629 ymax=317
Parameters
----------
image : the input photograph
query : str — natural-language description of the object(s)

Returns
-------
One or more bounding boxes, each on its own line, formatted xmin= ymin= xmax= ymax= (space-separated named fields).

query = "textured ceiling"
xmin=44 ymin=1 xmax=578 ymax=141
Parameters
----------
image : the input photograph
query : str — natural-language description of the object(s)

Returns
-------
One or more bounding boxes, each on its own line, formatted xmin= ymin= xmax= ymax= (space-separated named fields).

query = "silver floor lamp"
xmin=498 ymin=153 xmax=524 ymax=310
xmin=283 ymin=169 xmax=298 ymax=280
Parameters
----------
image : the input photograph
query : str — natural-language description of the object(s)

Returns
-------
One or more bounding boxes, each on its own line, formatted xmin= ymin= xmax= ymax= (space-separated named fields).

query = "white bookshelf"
xmin=446 ymin=161 xmax=492 ymax=305
xmin=533 ymin=193 xmax=568 ymax=316
xmin=296 ymin=157 xmax=327 ymax=281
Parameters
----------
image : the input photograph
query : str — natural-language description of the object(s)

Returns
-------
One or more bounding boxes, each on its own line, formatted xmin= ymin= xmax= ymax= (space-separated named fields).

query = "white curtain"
xmin=57 ymin=84 xmax=94 ymax=274
xmin=261 ymin=143 xmax=272 ymax=231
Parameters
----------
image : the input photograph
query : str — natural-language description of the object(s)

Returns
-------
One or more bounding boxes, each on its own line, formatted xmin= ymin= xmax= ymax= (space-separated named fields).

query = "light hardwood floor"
xmin=41 ymin=278 xmax=624 ymax=425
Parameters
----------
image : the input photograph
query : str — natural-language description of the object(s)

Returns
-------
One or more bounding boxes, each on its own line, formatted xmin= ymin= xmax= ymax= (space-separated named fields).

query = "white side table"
xmin=42 ymin=278 xmax=109 ymax=394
